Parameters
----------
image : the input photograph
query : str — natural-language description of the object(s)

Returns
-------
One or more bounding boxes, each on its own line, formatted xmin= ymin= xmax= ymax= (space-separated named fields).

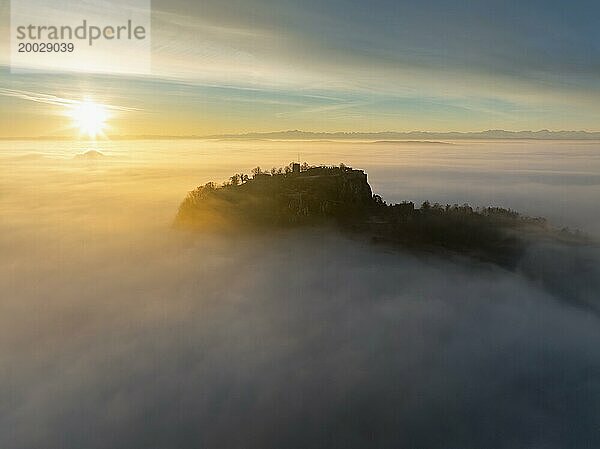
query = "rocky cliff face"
xmin=177 ymin=165 xmax=375 ymax=227
xmin=269 ymin=167 xmax=373 ymax=220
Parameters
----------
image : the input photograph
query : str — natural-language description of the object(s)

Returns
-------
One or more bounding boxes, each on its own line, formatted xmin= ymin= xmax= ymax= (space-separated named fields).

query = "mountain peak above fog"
xmin=176 ymin=162 xmax=589 ymax=271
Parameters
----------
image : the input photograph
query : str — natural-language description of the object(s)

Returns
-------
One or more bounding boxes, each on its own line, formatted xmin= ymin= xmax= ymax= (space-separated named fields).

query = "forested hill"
xmin=176 ymin=163 xmax=587 ymax=268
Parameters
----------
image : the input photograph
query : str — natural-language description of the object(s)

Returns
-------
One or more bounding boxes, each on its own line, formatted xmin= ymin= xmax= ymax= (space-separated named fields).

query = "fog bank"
xmin=1 ymin=140 xmax=599 ymax=448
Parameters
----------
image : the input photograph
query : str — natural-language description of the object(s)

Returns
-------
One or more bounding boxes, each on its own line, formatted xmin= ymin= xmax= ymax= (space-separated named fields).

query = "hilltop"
xmin=176 ymin=163 xmax=588 ymax=268
xmin=177 ymin=163 xmax=373 ymax=227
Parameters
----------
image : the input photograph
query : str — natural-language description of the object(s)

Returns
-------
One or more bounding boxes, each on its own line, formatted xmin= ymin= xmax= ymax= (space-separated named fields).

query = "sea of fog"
xmin=1 ymin=139 xmax=599 ymax=448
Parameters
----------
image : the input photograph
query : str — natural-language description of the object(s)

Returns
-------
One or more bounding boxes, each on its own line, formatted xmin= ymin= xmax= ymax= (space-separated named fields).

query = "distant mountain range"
xmin=3 ymin=129 xmax=600 ymax=141
xmin=204 ymin=130 xmax=600 ymax=140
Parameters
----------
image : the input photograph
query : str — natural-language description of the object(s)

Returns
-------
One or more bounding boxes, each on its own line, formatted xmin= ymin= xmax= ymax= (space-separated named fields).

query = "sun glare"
xmin=69 ymin=100 xmax=108 ymax=138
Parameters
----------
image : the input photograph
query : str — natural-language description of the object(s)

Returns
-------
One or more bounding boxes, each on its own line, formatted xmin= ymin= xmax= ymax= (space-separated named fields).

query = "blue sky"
xmin=1 ymin=0 xmax=599 ymax=136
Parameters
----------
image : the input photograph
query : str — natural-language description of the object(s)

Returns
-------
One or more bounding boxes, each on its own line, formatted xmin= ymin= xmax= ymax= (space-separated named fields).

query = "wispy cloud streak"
xmin=0 ymin=88 xmax=141 ymax=111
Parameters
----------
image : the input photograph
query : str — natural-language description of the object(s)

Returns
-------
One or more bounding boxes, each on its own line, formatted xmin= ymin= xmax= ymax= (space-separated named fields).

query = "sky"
xmin=0 ymin=0 xmax=599 ymax=137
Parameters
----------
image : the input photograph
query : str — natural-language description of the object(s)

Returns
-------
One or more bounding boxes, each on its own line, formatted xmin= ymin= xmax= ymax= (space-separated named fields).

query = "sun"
xmin=69 ymin=100 xmax=108 ymax=138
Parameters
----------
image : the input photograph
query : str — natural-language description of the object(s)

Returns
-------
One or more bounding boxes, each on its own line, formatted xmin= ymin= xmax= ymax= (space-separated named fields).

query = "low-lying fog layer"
xmin=1 ymin=140 xmax=599 ymax=448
